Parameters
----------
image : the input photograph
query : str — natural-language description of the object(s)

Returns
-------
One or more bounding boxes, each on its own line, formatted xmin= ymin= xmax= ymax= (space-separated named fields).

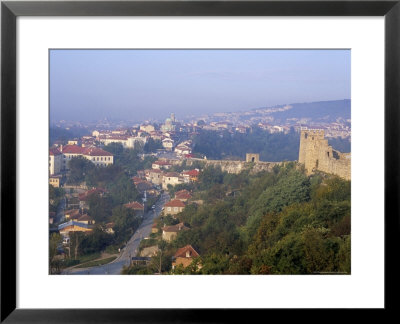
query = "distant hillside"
xmin=270 ymin=99 xmax=350 ymax=123
xmin=50 ymin=126 xmax=90 ymax=145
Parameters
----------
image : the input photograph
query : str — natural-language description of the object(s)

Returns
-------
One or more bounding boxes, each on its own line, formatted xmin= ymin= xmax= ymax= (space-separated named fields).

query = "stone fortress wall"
xmin=298 ymin=128 xmax=351 ymax=180
xmin=167 ymin=129 xmax=350 ymax=180
xmin=171 ymin=157 xmax=283 ymax=174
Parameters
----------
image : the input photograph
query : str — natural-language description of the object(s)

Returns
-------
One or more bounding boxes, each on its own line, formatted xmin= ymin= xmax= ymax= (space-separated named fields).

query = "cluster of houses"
xmin=55 ymin=186 xmax=147 ymax=243
xmin=49 ymin=113 xmax=196 ymax=185
xmin=138 ymin=160 xmax=200 ymax=190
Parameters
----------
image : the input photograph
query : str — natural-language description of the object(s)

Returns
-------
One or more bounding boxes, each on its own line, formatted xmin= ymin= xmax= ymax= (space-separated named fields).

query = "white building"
xmin=162 ymin=172 xmax=184 ymax=189
xmin=49 ymin=147 xmax=63 ymax=175
xmin=99 ymin=135 xmax=147 ymax=149
xmin=61 ymin=145 xmax=113 ymax=168
xmin=162 ymin=138 xmax=174 ymax=151
xmin=140 ymin=124 xmax=155 ymax=133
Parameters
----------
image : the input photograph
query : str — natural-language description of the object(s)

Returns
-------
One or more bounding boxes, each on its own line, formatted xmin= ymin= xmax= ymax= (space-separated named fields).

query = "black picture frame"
xmin=1 ymin=0 xmax=399 ymax=322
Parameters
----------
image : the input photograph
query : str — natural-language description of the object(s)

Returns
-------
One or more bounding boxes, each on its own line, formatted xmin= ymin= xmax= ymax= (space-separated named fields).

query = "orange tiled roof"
xmin=174 ymin=245 xmax=200 ymax=258
xmin=182 ymin=169 xmax=199 ymax=177
xmin=175 ymin=192 xmax=192 ymax=200
xmin=124 ymin=201 xmax=144 ymax=210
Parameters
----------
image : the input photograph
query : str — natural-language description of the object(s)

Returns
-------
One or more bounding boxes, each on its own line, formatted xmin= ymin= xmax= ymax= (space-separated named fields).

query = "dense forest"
xmin=126 ymin=163 xmax=351 ymax=275
xmin=192 ymin=129 xmax=351 ymax=161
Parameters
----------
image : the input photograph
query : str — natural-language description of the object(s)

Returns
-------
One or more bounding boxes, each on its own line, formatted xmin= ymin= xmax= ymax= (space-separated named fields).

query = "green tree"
xmin=111 ymin=206 xmax=140 ymax=243
xmin=67 ymin=156 xmax=94 ymax=184
xmin=107 ymin=174 xmax=139 ymax=206
xmin=144 ymin=138 xmax=163 ymax=153
xmin=49 ymin=233 xmax=63 ymax=273
xmin=103 ymin=142 xmax=124 ymax=156
xmin=88 ymin=194 xmax=113 ymax=223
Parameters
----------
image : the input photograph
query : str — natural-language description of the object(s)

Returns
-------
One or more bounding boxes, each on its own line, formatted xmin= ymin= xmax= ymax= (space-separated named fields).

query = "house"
xmin=145 ymin=169 xmax=163 ymax=186
xmin=162 ymin=172 xmax=184 ymax=189
xmin=163 ymin=199 xmax=185 ymax=216
xmin=162 ymin=138 xmax=174 ymax=151
xmin=124 ymin=201 xmax=144 ymax=216
xmin=140 ymin=245 xmax=159 ymax=257
xmin=149 ymin=131 xmax=163 ymax=140
xmin=77 ymin=214 xmax=95 ymax=225
xmin=152 ymin=160 xmax=172 ymax=170
xmin=181 ymin=169 xmax=199 ymax=182
xmin=161 ymin=222 xmax=189 ymax=242
xmin=64 ymin=209 xmax=81 ymax=221
xmin=151 ymin=223 xmax=159 ymax=233
xmin=83 ymin=147 xmax=114 ymax=167
xmin=104 ymin=222 xmax=115 ymax=234
xmin=140 ymin=124 xmax=155 ymax=133
xmin=49 ymin=175 xmax=62 ymax=188
xmin=49 ymin=147 xmax=62 ymax=175
xmin=174 ymin=190 xmax=192 ymax=202
xmin=68 ymin=139 xmax=81 ymax=146
xmin=172 ymin=245 xmax=200 ymax=270
xmin=58 ymin=220 xmax=93 ymax=236
xmin=174 ymin=145 xmax=191 ymax=156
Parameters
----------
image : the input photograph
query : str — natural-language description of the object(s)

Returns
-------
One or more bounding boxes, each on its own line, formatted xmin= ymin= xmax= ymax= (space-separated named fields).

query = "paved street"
xmin=64 ymin=192 xmax=170 ymax=275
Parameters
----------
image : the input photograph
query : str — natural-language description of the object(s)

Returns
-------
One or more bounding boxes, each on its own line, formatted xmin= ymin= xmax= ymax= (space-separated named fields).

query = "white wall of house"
xmin=49 ymin=154 xmax=62 ymax=175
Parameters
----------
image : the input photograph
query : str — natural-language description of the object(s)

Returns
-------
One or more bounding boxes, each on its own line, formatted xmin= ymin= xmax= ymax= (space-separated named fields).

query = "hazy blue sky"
xmin=50 ymin=49 xmax=350 ymax=122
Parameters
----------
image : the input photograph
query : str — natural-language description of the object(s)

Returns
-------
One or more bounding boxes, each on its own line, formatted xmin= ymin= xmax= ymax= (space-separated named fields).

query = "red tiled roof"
xmin=62 ymin=145 xmax=86 ymax=154
xmin=83 ymin=147 xmax=113 ymax=157
xmin=174 ymin=245 xmax=200 ymax=258
xmin=78 ymin=188 xmax=105 ymax=201
xmin=162 ymin=222 xmax=188 ymax=233
xmin=175 ymin=192 xmax=192 ymax=200
xmin=124 ymin=201 xmax=144 ymax=210
xmin=182 ymin=169 xmax=199 ymax=177
xmin=175 ymin=189 xmax=191 ymax=195
xmin=165 ymin=199 xmax=185 ymax=208
xmin=49 ymin=147 xmax=62 ymax=156
xmin=61 ymin=145 xmax=113 ymax=157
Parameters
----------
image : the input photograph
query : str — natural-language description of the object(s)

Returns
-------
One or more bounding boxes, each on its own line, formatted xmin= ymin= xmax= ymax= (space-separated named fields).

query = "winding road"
xmin=63 ymin=192 xmax=169 ymax=275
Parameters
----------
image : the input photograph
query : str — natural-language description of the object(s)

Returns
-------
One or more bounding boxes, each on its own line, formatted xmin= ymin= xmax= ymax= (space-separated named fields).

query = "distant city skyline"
xmin=50 ymin=49 xmax=351 ymax=123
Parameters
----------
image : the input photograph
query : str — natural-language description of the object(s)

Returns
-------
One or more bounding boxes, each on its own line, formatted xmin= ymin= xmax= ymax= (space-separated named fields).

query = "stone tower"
xmin=298 ymin=128 xmax=351 ymax=180
xmin=246 ymin=153 xmax=260 ymax=163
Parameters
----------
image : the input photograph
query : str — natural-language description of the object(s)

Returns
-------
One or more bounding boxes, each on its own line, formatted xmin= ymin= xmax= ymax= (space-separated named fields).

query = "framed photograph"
xmin=1 ymin=0 xmax=399 ymax=321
